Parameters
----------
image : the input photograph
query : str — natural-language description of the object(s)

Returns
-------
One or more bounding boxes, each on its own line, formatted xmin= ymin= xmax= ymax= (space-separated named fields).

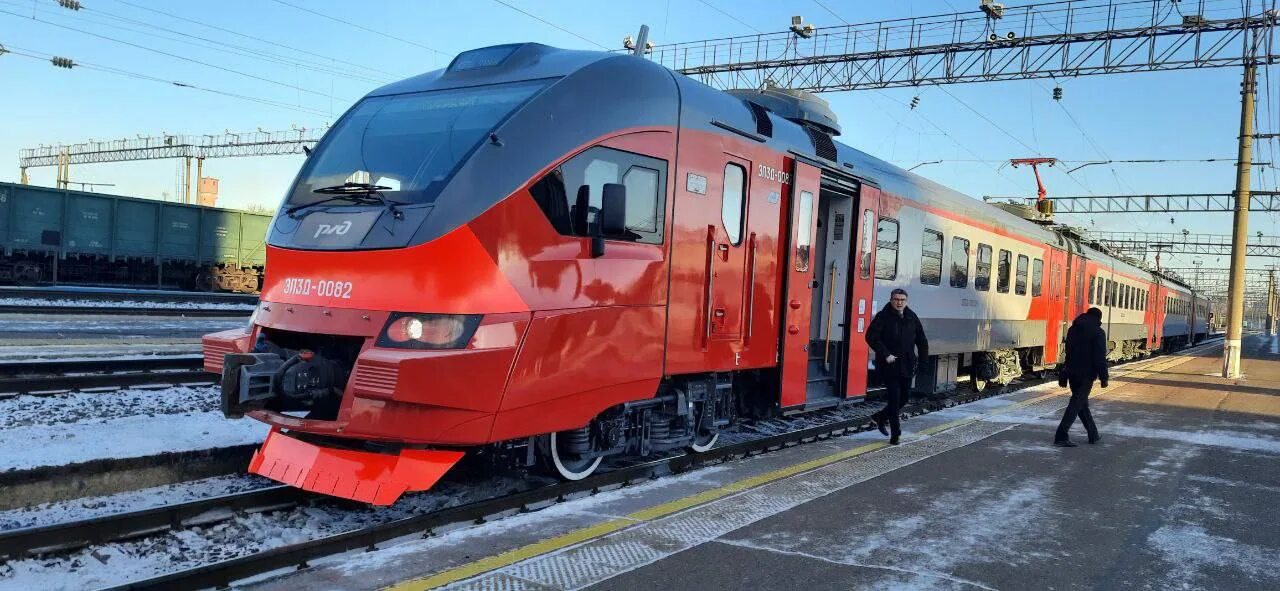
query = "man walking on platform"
xmin=866 ymin=288 xmax=929 ymax=445
xmin=1055 ymin=306 xmax=1109 ymax=447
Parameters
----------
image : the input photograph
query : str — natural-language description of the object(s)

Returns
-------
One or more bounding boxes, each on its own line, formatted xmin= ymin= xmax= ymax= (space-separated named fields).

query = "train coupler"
xmin=220 ymin=353 xmax=282 ymax=418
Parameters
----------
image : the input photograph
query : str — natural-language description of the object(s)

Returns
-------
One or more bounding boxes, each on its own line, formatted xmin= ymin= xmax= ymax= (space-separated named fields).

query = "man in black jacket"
xmin=1054 ymin=306 xmax=1109 ymax=447
xmin=865 ymin=288 xmax=929 ymax=445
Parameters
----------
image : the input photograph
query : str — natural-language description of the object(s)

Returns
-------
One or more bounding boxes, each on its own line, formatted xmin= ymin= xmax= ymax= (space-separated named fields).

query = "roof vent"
xmin=745 ymin=101 xmax=773 ymax=138
xmin=726 ymin=83 xmax=840 ymax=136
xmin=804 ymin=126 xmax=838 ymax=161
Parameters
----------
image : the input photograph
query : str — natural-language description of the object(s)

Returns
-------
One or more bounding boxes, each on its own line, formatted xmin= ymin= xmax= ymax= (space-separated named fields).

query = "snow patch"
xmin=730 ymin=478 xmax=1060 ymax=586
xmin=0 ymin=385 xmax=219 ymax=430
xmin=1147 ymin=524 xmax=1280 ymax=589
xmin=0 ymin=411 xmax=266 ymax=472
xmin=0 ymin=296 xmax=254 ymax=311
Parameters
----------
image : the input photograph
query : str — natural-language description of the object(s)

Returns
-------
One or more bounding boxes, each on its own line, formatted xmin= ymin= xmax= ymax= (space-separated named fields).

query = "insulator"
xmin=1052 ymin=86 xmax=1063 ymax=100
xmin=910 ymin=96 xmax=920 ymax=109
xmin=56 ymin=0 xmax=82 ymax=9
xmin=51 ymin=56 xmax=75 ymax=69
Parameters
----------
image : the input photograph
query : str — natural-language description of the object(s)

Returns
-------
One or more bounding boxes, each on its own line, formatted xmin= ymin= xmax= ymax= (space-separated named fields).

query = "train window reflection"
xmin=997 ymin=249 xmax=1012 ymax=293
xmin=722 ymin=163 xmax=747 ymax=245
xmin=950 ymin=237 xmax=970 ymax=288
xmin=1015 ymin=255 xmax=1029 ymax=295
xmin=859 ymin=209 xmax=875 ymax=279
xmin=622 ymin=167 xmax=660 ymax=232
xmin=1031 ymin=258 xmax=1043 ymax=296
xmin=795 ymin=191 xmax=813 ymax=272
xmin=920 ymin=230 xmax=943 ymax=285
xmin=874 ymin=218 xmax=899 ymax=280
xmin=975 ymin=244 xmax=992 ymax=291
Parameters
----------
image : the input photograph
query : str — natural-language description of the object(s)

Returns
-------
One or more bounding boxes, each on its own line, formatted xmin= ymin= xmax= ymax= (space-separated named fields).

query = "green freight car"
xmin=0 ymin=182 xmax=272 ymax=293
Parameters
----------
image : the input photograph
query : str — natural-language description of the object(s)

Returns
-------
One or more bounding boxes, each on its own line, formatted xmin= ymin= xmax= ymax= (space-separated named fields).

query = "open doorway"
xmin=805 ymin=183 xmax=857 ymax=406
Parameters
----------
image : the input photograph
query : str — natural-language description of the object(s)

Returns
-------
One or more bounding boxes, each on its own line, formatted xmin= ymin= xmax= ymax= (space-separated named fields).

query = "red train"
xmin=203 ymin=43 xmax=1208 ymax=504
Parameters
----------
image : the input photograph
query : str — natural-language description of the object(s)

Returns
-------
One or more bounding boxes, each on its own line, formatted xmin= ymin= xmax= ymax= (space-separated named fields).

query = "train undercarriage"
xmin=220 ymin=327 xmax=1205 ymax=490
xmin=0 ymin=250 xmax=262 ymax=293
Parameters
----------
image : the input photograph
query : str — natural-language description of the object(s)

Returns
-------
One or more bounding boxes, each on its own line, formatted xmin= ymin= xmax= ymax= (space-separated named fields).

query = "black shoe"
xmin=1054 ymin=440 xmax=1078 ymax=448
xmin=872 ymin=417 xmax=889 ymax=436
xmin=889 ymin=435 xmax=900 ymax=445
xmin=1088 ymin=435 xmax=1102 ymax=444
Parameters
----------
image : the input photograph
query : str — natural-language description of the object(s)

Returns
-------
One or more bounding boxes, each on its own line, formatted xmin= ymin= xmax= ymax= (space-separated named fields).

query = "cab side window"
xmin=529 ymin=146 xmax=667 ymax=244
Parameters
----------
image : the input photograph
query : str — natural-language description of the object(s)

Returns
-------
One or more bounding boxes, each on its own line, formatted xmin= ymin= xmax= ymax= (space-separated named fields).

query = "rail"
xmin=0 ymin=356 xmax=212 ymax=395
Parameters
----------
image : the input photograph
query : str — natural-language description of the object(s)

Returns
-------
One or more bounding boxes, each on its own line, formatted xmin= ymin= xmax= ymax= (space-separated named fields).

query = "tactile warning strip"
xmin=441 ymin=420 xmax=1011 ymax=591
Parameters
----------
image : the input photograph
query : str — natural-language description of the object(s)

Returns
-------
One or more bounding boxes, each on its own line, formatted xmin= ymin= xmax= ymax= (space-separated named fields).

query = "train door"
xmin=779 ymin=162 xmax=822 ymax=409
xmin=707 ymin=155 xmax=751 ymax=349
xmin=1062 ymin=244 xmax=1077 ymax=334
xmin=845 ymin=186 xmax=879 ymax=399
xmin=1044 ymin=247 xmax=1067 ymax=363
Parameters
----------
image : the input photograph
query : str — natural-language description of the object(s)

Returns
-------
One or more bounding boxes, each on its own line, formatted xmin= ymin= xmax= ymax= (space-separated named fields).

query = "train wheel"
xmin=194 ymin=272 xmax=216 ymax=292
xmin=688 ymin=430 xmax=719 ymax=453
xmin=538 ymin=430 xmax=602 ymax=481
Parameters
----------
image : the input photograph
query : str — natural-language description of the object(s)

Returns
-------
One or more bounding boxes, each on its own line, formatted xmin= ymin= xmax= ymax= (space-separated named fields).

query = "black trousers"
xmin=1055 ymin=377 xmax=1099 ymax=442
xmin=873 ymin=375 xmax=913 ymax=437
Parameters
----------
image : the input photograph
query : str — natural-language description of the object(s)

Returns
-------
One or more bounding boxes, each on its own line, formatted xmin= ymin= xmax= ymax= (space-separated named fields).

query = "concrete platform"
xmin=248 ymin=335 xmax=1280 ymax=591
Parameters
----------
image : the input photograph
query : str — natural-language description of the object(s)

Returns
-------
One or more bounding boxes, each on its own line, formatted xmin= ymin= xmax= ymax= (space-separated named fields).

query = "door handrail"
xmin=745 ymin=232 xmax=757 ymax=344
xmin=703 ymin=225 xmax=716 ymax=349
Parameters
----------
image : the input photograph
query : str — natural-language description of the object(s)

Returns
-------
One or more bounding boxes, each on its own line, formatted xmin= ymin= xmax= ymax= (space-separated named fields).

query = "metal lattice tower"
xmin=648 ymin=0 xmax=1279 ymax=92
xmin=1088 ymin=231 xmax=1280 ymax=256
xmin=989 ymin=192 xmax=1280 ymax=213
xmin=20 ymin=127 xmax=324 ymax=168
xmin=19 ymin=127 xmax=325 ymax=203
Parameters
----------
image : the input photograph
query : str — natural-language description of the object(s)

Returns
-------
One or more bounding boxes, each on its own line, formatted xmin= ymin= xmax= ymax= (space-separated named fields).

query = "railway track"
xmin=0 ymin=286 xmax=257 ymax=305
xmin=4 ymin=342 xmax=1218 ymax=590
xmin=0 ymin=356 xmax=214 ymax=395
xmin=4 ymin=380 xmax=1004 ymax=590
xmin=0 ymin=304 xmax=252 ymax=317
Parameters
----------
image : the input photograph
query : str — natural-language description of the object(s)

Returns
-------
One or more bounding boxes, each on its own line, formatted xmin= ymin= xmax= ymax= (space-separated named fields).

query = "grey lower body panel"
xmin=917 ymin=318 xmax=1047 ymax=356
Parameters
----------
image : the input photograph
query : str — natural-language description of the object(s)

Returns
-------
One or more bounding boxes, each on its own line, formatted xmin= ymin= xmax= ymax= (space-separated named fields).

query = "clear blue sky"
xmin=1 ymin=0 xmax=1277 ymax=276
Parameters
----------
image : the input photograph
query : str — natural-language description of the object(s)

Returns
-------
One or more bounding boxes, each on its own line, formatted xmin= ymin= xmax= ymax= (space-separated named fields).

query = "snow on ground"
xmin=0 ymin=467 xmax=569 ymax=591
xmin=721 ymin=477 xmax=1059 ymax=589
xmin=0 ymin=410 xmax=266 ymax=473
xmin=0 ymin=474 xmax=269 ymax=531
xmin=0 ymin=296 xmax=255 ymax=311
xmin=0 ymin=385 xmax=219 ymax=430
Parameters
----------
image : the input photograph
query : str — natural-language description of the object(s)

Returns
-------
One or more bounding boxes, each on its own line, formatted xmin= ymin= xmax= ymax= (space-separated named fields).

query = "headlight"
xmin=377 ymin=313 xmax=481 ymax=349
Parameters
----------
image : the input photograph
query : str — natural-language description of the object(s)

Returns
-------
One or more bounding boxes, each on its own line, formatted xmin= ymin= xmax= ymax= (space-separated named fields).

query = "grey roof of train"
xmin=358 ymin=44 xmax=1194 ymax=294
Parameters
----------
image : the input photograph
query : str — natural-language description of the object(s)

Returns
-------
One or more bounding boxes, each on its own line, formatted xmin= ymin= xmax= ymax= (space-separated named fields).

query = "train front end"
xmin=201 ymin=43 xmax=678 ymax=504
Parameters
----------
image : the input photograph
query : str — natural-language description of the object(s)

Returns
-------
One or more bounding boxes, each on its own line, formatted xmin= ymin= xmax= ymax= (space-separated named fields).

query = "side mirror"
xmin=600 ymin=183 xmax=627 ymax=235
xmin=592 ymin=183 xmax=626 ymax=258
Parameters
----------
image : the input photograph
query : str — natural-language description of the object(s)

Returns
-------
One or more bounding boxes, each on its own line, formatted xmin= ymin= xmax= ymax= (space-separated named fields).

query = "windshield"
xmin=287 ymin=79 xmax=548 ymax=206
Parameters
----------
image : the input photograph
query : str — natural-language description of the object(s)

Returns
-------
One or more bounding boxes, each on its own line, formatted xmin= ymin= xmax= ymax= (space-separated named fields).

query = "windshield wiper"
xmin=286 ymin=183 xmax=405 ymax=218
xmin=313 ymin=182 xmax=393 ymax=195
xmin=286 ymin=193 xmax=379 ymax=217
